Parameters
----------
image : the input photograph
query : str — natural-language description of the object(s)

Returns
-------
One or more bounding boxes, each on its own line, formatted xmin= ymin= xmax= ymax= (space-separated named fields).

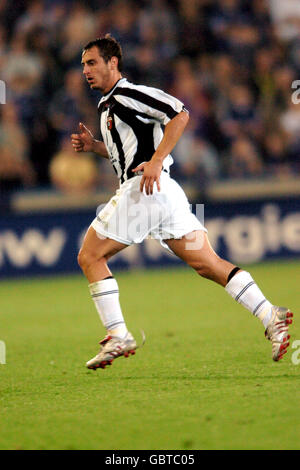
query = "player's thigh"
xmin=164 ymin=230 xmax=220 ymax=268
xmin=79 ymin=225 xmax=128 ymax=264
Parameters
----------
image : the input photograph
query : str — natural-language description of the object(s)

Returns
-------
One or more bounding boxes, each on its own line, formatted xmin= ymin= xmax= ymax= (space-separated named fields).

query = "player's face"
xmin=81 ymin=46 xmax=117 ymax=94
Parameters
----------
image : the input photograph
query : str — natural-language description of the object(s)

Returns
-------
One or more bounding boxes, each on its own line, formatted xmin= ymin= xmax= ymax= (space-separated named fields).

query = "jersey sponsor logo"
xmin=107 ymin=116 xmax=113 ymax=130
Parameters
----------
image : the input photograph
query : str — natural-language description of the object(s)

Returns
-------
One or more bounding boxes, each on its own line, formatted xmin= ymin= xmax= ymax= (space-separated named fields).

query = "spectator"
xmin=250 ymin=0 xmax=273 ymax=40
xmin=177 ymin=0 xmax=214 ymax=57
xmin=0 ymin=24 xmax=8 ymax=66
xmin=252 ymin=47 xmax=278 ymax=122
xmin=263 ymin=131 xmax=294 ymax=178
xmin=3 ymin=32 xmax=45 ymax=95
xmin=59 ymin=2 xmax=97 ymax=69
xmin=224 ymin=136 xmax=264 ymax=179
xmin=269 ymin=0 xmax=300 ymax=42
xmin=272 ymin=65 xmax=297 ymax=111
xmin=0 ymin=103 xmax=35 ymax=193
xmin=208 ymin=0 xmax=249 ymax=52
xmin=211 ymin=54 xmax=238 ymax=117
xmin=289 ymin=38 xmax=300 ymax=75
xmin=224 ymin=21 xmax=261 ymax=69
xmin=49 ymin=137 xmax=98 ymax=194
xmin=169 ymin=56 xmax=211 ymax=132
xmin=172 ymin=134 xmax=220 ymax=187
xmin=14 ymin=0 xmax=46 ymax=35
xmin=109 ymin=0 xmax=141 ymax=67
xmin=48 ymin=68 xmax=95 ymax=142
xmin=218 ymin=84 xmax=262 ymax=143
xmin=26 ymin=26 xmax=63 ymax=95
xmin=132 ymin=43 xmax=167 ymax=88
xmin=138 ymin=0 xmax=178 ymax=61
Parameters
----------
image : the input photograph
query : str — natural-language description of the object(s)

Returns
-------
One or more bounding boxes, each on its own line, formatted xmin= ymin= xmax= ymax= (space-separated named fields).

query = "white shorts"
xmin=91 ymin=172 xmax=206 ymax=248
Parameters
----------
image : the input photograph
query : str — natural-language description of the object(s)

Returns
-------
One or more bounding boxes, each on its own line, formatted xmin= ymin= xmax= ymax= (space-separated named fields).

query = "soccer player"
xmin=71 ymin=35 xmax=293 ymax=369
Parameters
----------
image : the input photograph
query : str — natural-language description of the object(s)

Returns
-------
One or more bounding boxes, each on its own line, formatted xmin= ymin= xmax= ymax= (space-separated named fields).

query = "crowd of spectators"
xmin=0 ymin=0 xmax=299 ymax=197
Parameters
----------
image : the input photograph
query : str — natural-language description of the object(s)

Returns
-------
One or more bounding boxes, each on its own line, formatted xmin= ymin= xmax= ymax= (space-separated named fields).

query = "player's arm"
xmin=71 ymin=122 xmax=109 ymax=159
xmin=151 ymin=110 xmax=189 ymax=166
xmin=132 ymin=110 xmax=189 ymax=194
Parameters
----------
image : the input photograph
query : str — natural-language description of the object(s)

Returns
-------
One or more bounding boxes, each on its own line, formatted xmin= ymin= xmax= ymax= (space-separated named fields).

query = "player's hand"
xmin=71 ymin=122 xmax=95 ymax=153
xmin=132 ymin=160 xmax=162 ymax=195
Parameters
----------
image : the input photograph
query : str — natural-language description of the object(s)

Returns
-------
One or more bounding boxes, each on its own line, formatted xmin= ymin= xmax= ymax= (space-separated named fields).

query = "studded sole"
xmin=88 ymin=349 xmax=137 ymax=370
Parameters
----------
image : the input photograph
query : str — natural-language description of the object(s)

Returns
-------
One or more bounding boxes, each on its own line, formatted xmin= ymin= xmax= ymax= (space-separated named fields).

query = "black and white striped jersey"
xmin=97 ymin=78 xmax=187 ymax=184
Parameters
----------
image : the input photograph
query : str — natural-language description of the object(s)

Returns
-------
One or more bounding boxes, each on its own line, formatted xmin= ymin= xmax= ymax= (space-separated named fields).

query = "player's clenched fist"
xmin=71 ymin=122 xmax=95 ymax=152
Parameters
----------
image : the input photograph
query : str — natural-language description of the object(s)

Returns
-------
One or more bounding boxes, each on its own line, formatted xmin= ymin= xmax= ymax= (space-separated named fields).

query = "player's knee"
xmin=77 ymin=248 xmax=94 ymax=272
xmin=77 ymin=248 xmax=106 ymax=273
xmin=77 ymin=248 xmax=87 ymax=271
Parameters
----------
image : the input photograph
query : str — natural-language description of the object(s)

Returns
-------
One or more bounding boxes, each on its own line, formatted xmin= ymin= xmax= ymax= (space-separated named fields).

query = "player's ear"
xmin=110 ymin=56 xmax=118 ymax=69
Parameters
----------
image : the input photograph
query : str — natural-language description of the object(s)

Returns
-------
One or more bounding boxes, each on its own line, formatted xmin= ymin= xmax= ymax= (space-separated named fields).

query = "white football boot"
xmin=265 ymin=306 xmax=293 ymax=361
xmin=86 ymin=331 xmax=144 ymax=370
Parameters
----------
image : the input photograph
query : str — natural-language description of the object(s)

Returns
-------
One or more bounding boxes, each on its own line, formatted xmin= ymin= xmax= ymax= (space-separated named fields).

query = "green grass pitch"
xmin=0 ymin=261 xmax=300 ymax=450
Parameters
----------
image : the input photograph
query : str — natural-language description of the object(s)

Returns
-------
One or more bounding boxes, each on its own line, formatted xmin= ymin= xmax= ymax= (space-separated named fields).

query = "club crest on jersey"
xmin=107 ymin=116 xmax=113 ymax=130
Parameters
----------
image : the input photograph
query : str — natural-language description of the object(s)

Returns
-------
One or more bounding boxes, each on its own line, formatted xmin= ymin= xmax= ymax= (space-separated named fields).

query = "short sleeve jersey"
xmin=97 ymin=78 xmax=188 ymax=183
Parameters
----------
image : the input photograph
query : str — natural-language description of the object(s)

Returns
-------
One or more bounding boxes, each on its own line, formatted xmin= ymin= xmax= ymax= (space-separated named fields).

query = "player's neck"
xmin=103 ymin=74 xmax=123 ymax=96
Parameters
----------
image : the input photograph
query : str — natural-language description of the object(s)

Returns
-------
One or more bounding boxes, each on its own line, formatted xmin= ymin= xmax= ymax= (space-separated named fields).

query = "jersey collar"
xmin=100 ymin=77 xmax=127 ymax=101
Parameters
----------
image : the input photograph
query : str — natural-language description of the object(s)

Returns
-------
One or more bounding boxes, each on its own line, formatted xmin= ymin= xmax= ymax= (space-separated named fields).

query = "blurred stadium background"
xmin=0 ymin=0 xmax=300 ymax=278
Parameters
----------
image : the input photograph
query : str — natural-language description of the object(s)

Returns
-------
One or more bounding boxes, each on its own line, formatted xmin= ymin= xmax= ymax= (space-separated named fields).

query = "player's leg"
xmin=78 ymin=224 xmax=127 ymax=283
xmin=165 ymin=230 xmax=275 ymax=320
xmin=78 ymin=225 xmax=137 ymax=369
xmin=165 ymin=231 xmax=293 ymax=361
xmin=166 ymin=230 xmax=235 ymax=286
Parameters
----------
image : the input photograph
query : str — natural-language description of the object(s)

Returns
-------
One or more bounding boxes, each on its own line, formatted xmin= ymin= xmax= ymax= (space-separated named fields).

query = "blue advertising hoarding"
xmin=1 ymin=197 xmax=300 ymax=278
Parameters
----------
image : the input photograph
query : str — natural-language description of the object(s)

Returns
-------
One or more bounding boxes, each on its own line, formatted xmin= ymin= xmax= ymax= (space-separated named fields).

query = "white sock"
xmin=225 ymin=271 xmax=273 ymax=328
xmin=89 ymin=278 xmax=128 ymax=338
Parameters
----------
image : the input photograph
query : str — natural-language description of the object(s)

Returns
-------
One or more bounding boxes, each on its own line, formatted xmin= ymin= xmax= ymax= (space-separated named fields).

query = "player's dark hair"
xmin=83 ymin=34 xmax=123 ymax=71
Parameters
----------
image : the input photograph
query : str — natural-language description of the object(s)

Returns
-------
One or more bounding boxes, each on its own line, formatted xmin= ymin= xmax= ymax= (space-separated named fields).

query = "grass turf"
xmin=0 ymin=260 xmax=299 ymax=450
